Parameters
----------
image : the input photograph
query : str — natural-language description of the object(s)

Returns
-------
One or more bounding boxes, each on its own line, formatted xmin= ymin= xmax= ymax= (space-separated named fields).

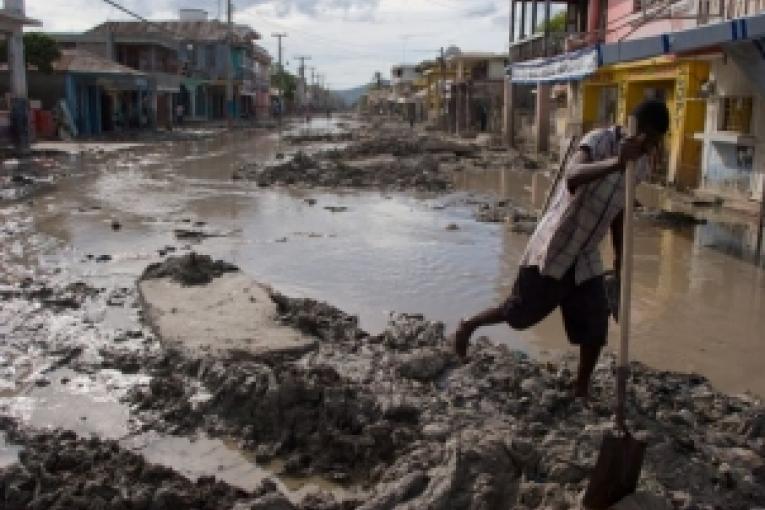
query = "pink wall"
xmin=605 ymin=0 xmax=697 ymax=43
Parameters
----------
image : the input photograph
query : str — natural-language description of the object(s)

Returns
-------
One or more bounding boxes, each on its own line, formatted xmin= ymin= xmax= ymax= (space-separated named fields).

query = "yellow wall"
xmin=581 ymin=58 xmax=709 ymax=189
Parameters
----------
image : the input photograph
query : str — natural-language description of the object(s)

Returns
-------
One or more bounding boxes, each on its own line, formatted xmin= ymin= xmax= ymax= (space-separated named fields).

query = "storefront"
xmin=582 ymin=57 xmax=709 ymax=188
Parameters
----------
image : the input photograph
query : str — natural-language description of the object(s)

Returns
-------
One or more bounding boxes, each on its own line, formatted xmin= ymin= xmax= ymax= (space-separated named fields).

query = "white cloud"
xmin=27 ymin=0 xmax=510 ymax=88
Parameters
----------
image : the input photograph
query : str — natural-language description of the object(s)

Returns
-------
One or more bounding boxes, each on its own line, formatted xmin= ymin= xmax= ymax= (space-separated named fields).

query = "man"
xmin=453 ymin=99 xmax=670 ymax=399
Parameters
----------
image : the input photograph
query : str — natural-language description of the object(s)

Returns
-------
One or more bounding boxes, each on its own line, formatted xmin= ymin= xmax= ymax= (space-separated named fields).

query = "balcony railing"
xmin=697 ymin=0 xmax=765 ymax=23
xmin=509 ymin=32 xmax=570 ymax=63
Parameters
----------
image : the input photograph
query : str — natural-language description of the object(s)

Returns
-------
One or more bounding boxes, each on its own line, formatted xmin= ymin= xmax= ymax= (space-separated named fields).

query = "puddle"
xmin=4 ymin=126 xmax=765 ymax=400
xmin=0 ymin=431 xmax=21 ymax=469
xmin=123 ymin=432 xmax=364 ymax=503
xmin=0 ymin=368 xmax=147 ymax=439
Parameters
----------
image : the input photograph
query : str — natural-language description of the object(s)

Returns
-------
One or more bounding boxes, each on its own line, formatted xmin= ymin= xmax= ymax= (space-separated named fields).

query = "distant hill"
xmin=333 ymin=81 xmax=390 ymax=108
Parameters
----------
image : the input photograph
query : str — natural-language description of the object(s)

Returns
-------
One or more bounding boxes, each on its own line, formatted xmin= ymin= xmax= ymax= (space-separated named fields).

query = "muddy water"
xmin=9 ymin=121 xmax=765 ymax=403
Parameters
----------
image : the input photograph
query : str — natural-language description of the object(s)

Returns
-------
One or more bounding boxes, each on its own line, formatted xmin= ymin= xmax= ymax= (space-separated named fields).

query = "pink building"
xmin=605 ymin=0 xmax=700 ymax=43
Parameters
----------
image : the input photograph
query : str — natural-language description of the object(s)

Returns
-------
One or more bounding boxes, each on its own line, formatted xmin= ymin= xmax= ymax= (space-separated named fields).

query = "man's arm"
xmin=566 ymin=136 xmax=646 ymax=193
xmin=565 ymin=148 xmax=622 ymax=194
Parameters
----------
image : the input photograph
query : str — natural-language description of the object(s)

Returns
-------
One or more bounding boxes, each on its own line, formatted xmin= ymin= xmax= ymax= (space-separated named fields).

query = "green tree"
xmin=0 ymin=32 xmax=62 ymax=74
xmin=536 ymin=11 xmax=567 ymax=33
xmin=271 ymin=68 xmax=298 ymax=102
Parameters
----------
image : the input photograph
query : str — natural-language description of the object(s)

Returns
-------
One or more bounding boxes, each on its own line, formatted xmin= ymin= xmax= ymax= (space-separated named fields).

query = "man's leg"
xmin=576 ymin=343 xmax=603 ymax=398
xmin=561 ymin=275 xmax=609 ymax=399
xmin=454 ymin=307 xmax=505 ymax=358
xmin=454 ymin=267 xmax=562 ymax=359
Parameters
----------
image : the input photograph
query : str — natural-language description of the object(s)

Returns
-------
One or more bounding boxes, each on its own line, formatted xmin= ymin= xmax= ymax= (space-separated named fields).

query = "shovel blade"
xmin=583 ymin=432 xmax=646 ymax=510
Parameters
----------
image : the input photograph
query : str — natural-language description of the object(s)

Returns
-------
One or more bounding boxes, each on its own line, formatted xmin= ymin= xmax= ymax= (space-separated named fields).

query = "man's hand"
xmin=617 ymin=135 xmax=646 ymax=168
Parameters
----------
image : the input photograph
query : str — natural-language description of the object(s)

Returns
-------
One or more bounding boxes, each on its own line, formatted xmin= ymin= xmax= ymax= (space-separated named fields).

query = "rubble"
xmin=114 ymin=271 xmax=765 ymax=509
xmin=0 ymin=418 xmax=266 ymax=510
xmin=140 ymin=252 xmax=239 ymax=286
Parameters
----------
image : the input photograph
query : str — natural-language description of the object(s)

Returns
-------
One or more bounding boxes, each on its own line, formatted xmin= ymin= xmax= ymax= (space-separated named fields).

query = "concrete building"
xmin=53 ymin=26 xmax=181 ymax=129
xmin=447 ymin=52 xmax=508 ymax=137
xmin=0 ymin=0 xmax=41 ymax=149
xmin=390 ymin=64 xmax=422 ymax=121
xmin=1 ymin=48 xmax=151 ymax=136
xmin=79 ymin=10 xmax=268 ymax=122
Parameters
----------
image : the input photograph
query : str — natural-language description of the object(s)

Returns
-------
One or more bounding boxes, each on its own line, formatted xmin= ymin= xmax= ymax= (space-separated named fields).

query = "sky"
xmin=26 ymin=0 xmax=513 ymax=89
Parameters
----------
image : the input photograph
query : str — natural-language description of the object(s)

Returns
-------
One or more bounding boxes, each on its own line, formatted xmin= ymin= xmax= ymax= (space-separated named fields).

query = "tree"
xmin=24 ymin=33 xmax=61 ymax=74
xmin=536 ymin=11 xmax=567 ymax=34
xmin=271 ymin=69 xmax=298 ymax=102
xmin=0 ymin=32 xmax=61 ymax=74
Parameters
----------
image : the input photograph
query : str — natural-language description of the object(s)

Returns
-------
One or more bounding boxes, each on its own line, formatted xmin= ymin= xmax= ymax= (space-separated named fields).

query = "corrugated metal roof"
xmin=88 ymin=20 xmax=260 ymax=45
xmin=53 ymin=49 xmax=148 ymax=75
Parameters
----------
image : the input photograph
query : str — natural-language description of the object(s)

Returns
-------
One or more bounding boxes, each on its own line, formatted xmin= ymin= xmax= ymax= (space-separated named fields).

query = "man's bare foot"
xmin=453 ymin=319 xmax=474 ymax=360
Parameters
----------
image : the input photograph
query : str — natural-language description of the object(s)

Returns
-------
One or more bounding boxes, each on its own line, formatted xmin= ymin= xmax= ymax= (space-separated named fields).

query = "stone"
xmin=397 ymin=348 xmax=450 ymax=381
xmin=250 ymin=493 xmax=296 ymax=510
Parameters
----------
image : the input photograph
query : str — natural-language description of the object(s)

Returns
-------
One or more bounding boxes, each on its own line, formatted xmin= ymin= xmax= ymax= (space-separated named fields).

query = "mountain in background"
xmin=332 ymin=81 xmax=390 ymax=108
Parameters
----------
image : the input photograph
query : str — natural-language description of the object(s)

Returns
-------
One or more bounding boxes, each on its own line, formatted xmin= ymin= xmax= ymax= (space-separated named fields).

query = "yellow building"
xmin=582 ymin=56 xmax=709 ymax=189
xmin=422 ymin=64 xmax=455 ymax=126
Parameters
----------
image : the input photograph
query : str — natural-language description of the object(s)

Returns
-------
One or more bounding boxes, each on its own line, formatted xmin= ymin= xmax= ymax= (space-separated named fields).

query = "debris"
xmin=140 ymin=252 xmax=239 ymax=286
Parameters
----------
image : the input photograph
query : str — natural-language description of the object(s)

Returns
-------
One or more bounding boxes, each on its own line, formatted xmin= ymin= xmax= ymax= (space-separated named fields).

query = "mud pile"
xmin=0 ymin=418 xmax=307 ymax=510
xmin=234 ymin=127 xmax=483 ymax=192
xmin=141 ymin=253 xmax=239 ymax=286
xmin=114 ymin=281 xmax=765 ymax=510
xmin=236 ymin=151 xmax=452 ymax=192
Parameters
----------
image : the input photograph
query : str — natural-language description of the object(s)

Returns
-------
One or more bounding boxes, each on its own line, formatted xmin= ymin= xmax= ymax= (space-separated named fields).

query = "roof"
xmin=88 ymin=20 xmax=260 ymax=45
xmin=0 ymin=9 xmax=41 ymax=29
xmin=447 ymin=52 xmax=508 ymax=63
xmin=53 ymin=49 xmax=148 ymax=75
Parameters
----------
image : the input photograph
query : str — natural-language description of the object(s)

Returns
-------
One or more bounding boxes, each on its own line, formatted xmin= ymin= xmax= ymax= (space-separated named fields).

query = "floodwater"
xmin=4 ymin=118 xmax=765 ymax=404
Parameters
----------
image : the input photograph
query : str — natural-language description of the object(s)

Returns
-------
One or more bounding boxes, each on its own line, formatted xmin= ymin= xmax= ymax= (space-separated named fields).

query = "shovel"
xmin=583 ymin=117 xmax=646 ymax=510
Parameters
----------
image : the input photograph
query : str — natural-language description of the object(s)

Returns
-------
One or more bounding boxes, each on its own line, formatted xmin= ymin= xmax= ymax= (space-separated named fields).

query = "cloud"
xmin=462 ymin=1 xmax=498 ymax=18
xmin=247 ymin=0 xmax=381 ymax=19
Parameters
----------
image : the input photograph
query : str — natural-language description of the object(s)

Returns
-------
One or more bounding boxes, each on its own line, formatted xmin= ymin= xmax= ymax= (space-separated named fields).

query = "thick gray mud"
xmin=90 ymin=283 xmax=765 ymax=509
xmin=1 ymin=118 xmax=764 ymax=509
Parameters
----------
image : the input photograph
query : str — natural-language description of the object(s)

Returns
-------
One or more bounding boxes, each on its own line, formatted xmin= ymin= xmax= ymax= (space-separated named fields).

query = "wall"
xmin=701 ymin=57 xmax=765 ymax=200
xmin=606 ymin=0 xmax=697 ymax=43
xmin=488 ymin=60 xmax=506 ymax=80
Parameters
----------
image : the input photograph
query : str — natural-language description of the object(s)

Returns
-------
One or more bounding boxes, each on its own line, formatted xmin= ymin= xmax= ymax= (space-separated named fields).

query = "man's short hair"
xmin=632 ymin=100 xmax=670 ymax=135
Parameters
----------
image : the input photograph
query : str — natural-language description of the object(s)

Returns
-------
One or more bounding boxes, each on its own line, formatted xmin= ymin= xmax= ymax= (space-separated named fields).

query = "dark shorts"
xmin=503 ymin=266 xmax=609 ymax=347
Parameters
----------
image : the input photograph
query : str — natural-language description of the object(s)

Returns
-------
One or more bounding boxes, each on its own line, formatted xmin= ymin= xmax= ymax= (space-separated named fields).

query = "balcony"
xmin=509 ymin=32 xmax=573 ymax=62
xmin=697 ymin=0 xmax=765 ymax=23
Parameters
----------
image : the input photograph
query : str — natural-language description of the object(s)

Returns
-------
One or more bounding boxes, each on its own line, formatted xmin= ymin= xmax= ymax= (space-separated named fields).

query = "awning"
xmin=509 ymin=46 xmax=600 ymax=84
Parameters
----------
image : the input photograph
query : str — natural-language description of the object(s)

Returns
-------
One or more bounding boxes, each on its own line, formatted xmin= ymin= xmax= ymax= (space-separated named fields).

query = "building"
xmin=447 ymin=52 xmax=508 ymax=136
xmin=53 ymin=25 xmax=181 ymax=129
xmin=390 ymin=64 xmax=424 ymax=121
xmin=507 ymin=0 xmax=764 ymax=202
xmin=1 ymin=48 xmax=152 ymax=136
xmin=0 ymin=0 xmax=41 ymax=148
xmin=65 ymin=9 xmax=270 ymax=124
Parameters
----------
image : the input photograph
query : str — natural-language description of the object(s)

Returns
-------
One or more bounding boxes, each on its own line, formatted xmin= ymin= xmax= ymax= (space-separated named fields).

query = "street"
xmin=0 ymin=117 xmax=764 ymax=508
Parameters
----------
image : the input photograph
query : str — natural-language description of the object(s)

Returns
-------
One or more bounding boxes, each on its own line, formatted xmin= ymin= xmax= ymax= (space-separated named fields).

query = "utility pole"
xmin=6 ymin=0 xmax=29 ymax=152
xmin=271 ymin=33 xmax=287 ymax=122
xmin=439 ymin=46 xmax=446 ymax=131
xmin=225 ymin=0 xmax=234 ymax=127
xmin=294 ymin=55 xmax=312 ymax=109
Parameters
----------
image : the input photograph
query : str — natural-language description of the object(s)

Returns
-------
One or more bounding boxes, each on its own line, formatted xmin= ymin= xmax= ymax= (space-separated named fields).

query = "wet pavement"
xmin=0 ymin=117 xmax=764 ymax=505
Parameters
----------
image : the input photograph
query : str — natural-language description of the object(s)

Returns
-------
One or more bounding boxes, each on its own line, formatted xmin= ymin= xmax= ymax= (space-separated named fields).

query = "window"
xmin=206 ymin=45 xmax=217 ymax=68
xmin=719 ymin=96 xmax=753 ymax=133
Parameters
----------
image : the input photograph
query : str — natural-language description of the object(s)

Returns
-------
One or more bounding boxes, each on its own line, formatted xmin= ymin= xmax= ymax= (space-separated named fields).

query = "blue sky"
xmin=28 ymin=0 xmax=512 ymax=89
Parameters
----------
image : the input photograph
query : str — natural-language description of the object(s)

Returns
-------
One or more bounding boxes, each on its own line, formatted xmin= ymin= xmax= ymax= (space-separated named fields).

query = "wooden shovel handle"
xmin=616 ymin=116 xmax=637 ymax=430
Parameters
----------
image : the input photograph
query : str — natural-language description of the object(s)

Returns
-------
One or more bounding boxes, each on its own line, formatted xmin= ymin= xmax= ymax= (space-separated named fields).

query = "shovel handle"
xmin=616 ymin=116 xmax=638 ymax=429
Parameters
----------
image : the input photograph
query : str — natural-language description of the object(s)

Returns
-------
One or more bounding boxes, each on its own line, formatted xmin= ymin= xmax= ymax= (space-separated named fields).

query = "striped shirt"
xmin=522 ymin=126 xmax=651 ymax=284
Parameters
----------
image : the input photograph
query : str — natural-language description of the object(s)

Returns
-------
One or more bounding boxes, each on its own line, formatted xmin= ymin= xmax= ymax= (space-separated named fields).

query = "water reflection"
xmin=18 ymin=130 xmax=765 ymax=398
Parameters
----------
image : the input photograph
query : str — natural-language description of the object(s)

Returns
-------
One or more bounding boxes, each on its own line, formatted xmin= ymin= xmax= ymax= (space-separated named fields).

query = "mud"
xmin=102 ymin=273 xmax=765 ymax=509
xmin=141 ymin=253 xmax=239 ymax=286
xmin=1 ymin=118 xmax=764 ymax=509
xmin=0 ymin=418 xmax=298 ymax=510
xmin=234 ymin=125 xmax=483 ymax=192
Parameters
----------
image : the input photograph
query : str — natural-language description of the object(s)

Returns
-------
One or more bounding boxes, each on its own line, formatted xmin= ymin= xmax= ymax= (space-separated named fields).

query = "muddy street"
xmin=1 ymin=118 xmax=764 ymax=509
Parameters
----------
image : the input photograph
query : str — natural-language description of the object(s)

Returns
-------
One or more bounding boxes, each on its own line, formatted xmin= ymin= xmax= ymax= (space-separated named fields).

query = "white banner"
xmin=509 ymin=47 xmax=600 ymax=84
